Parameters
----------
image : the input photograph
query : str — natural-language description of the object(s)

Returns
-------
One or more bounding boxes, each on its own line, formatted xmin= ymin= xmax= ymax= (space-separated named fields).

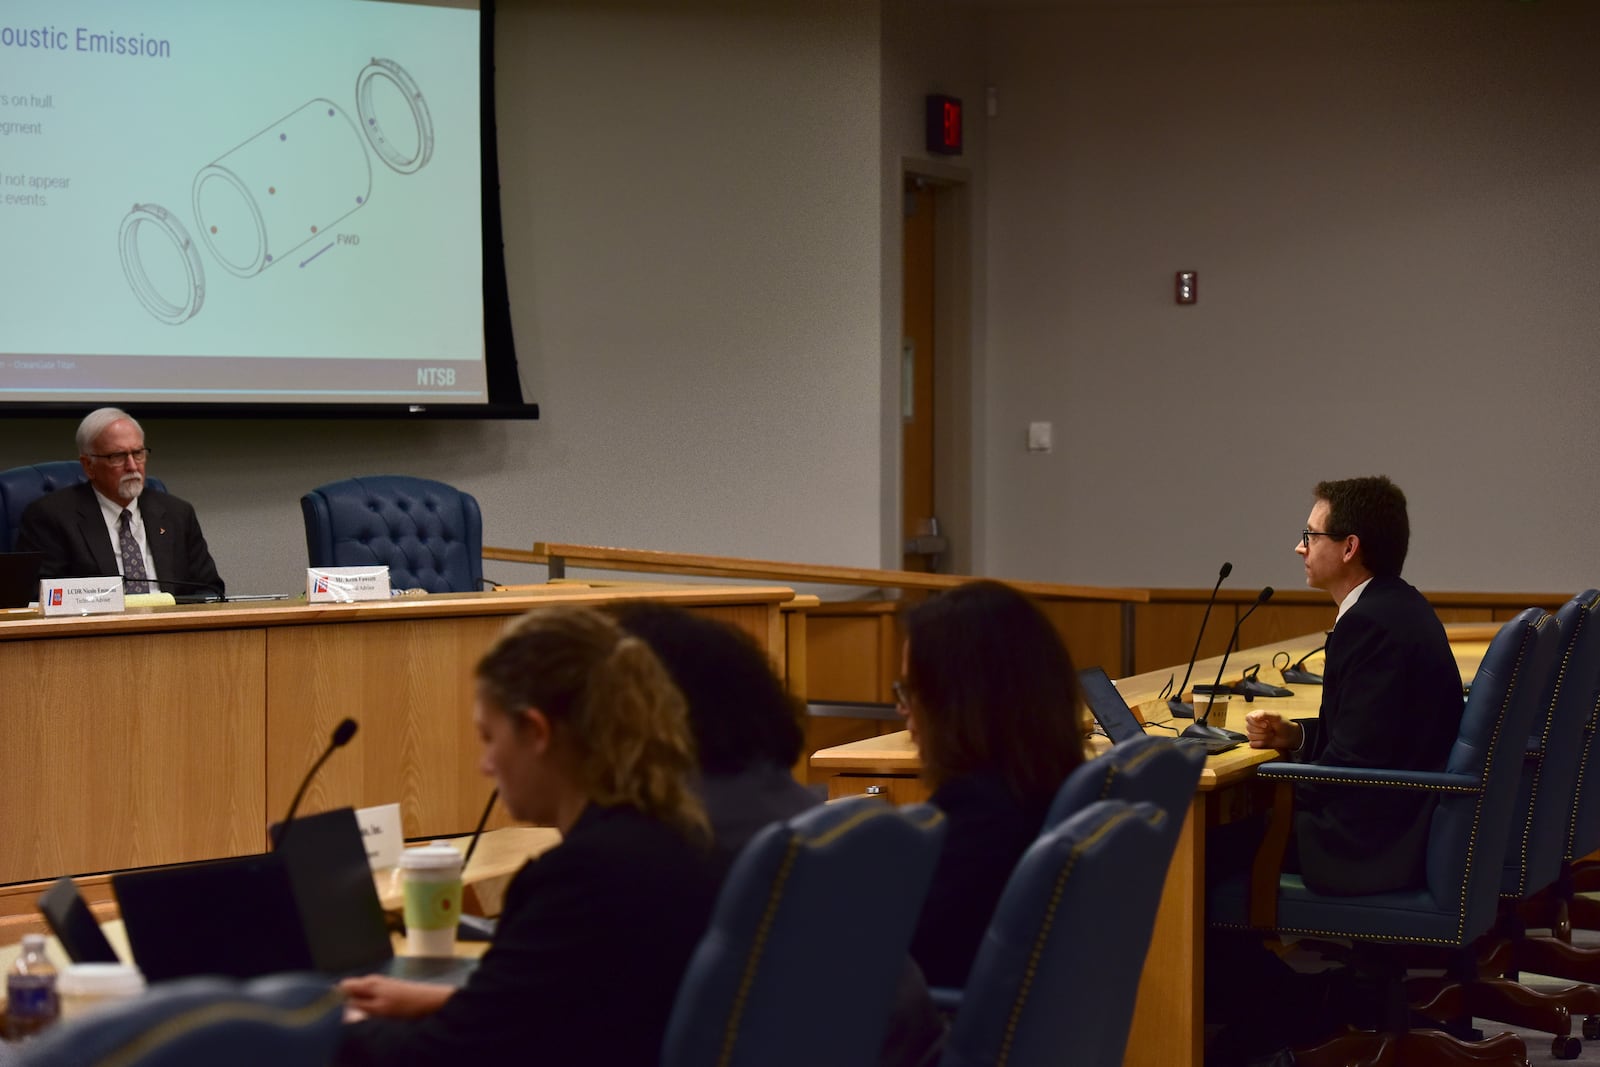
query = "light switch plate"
xmin=1027 ymin=421 xmax=1053 ymax=452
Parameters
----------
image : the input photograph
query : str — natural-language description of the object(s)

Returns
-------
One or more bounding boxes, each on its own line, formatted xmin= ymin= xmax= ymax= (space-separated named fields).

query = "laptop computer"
xmin=113 ymin=853 xmax=316 ymax=982
xmin=114 ymin=810 xmax=475 ymax=985
xmin=1079 ymin=666 xmax=1240 ymax=755
xmin=0 ymin=551 xmax=43 ymax=609
xmin=273 ymin=808 xmax=475 ymax=984
xmin=37 ymin=878 xmax=122 ymax=964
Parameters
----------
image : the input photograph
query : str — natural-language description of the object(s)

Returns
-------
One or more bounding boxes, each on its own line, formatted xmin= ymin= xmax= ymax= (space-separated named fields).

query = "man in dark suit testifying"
xmin=1244 ymin=475 xmax=1463 ymax=894
xmin=15 ymin=408 xmax=226 ymax=598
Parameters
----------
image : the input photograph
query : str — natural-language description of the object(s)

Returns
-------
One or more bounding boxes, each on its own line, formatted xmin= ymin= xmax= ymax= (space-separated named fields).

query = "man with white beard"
xmin=16 ymin=407 xmax=225 ymax=598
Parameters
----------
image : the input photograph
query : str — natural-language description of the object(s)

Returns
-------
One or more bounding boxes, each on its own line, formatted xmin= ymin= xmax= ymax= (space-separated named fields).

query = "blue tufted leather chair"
xmin=1466 ymin=590 xmax=1600 ymax=1044
xmin=929 ymin=735 xmax=1205 ymax=1012
xmin=14 ymin=974 xmax=342 ymax=1067
xmin=1395 ymin=594 xmax=1600 ymax=1054
xmin=660 ymin=796 xmax=946 ymax=1067
xmin=939 ymin=800 xmax=1175 ymax=1067
xmin=1208 ymin=606 xmax=1558 ymax=1065
xmin=1 ymin=461 xmax=169 ymax=552
xmin=1046 ymin=732 xmax=1206 ymax=837
xmin=301 ymin=475 xmax=483 ymax=593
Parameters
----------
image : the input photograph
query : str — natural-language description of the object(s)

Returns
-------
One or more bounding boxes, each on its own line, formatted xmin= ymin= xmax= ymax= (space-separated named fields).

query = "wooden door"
xmin=901 ymin=179 xmax=939 ymax=571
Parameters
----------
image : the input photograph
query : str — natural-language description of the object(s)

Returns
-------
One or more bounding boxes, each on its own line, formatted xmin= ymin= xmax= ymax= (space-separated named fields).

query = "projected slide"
xmin=0 ymin=0 xmax=485 ymax=405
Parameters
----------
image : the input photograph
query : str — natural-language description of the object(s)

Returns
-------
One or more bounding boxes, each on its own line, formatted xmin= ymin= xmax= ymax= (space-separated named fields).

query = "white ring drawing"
xmin=356 ymin=58 xmax=434 ymax=175
xmin=118 ymin=202 xmax=205 ymax=325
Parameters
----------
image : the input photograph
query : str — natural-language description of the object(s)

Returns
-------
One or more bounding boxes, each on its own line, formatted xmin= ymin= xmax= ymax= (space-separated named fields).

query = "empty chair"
xmin=15 ymin=974 xmax=342 ymax=1067
xmin=660 ymin=796 xmax=946 ymax=1067
xmin=0 ymin=461 xmax=166 ymax=552
xmin=940 ymin=799 xmax=1175 ymax=1067
xmin=301 ymin=475 xmax=482 ymax=593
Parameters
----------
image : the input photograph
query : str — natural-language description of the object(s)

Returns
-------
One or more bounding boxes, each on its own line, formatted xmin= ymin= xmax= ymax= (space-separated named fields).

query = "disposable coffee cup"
xmin=58 ymin=963 xmax=145 ymax=1020
xmin=400 ymin=844 xmax=464 ymax=957
xmin=1190 ymin=688 xmax=1231 ymax=728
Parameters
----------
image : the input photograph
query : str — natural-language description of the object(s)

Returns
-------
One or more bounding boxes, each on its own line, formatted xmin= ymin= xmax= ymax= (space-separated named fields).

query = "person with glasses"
xmin=15 ymin=407 xmax=225 ymax=598
xmin=1244 ymin=475 xmax=1463 ymax=895
xmin=896 ymin=579 xmax=1086 ymax=988
xmin=1205 ymin=477 xmax=1467 ymax=1064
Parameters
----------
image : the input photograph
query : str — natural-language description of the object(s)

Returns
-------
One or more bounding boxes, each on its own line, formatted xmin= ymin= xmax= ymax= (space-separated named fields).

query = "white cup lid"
xmin=399 ymin=844 xmax=462 ymax=870
xmin=60 ymin=963 xmax=145 ymax=996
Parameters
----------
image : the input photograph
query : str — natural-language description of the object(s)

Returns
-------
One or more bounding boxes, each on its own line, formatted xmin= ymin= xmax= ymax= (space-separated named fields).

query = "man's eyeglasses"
xmin=892 ymin=681 xmax=912 ymax=708
xmin=1300 ymin=528 xmax=1344 ymax=549
xmin=88 ymin=448 xmax=150 ymax=467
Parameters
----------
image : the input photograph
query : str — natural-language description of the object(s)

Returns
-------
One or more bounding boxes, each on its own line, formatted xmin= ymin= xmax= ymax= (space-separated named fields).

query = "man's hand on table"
xmin=1244 ymin=710 xmax=1303 ymax=751
xmin=339 ymin=975 xmax=454 ymax=1021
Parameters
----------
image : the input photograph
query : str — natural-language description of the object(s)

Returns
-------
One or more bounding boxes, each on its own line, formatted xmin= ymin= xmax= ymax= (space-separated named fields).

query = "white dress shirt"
xmin=93 ymin=487 xmax=159 ymax=586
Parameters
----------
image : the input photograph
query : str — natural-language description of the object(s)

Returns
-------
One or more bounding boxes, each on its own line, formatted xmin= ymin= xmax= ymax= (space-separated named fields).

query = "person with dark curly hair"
xmin=897 ymin=580 xmax=1086 ymax=988
xmin=612 ymin=601 xmax=813 ymax=867
xmin=617 ymin=602 xmax=948 ymax=1067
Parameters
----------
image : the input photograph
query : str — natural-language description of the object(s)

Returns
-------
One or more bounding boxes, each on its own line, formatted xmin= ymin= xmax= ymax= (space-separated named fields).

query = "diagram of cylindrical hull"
xmin=191 ymin=98 xmax=372 ymax=278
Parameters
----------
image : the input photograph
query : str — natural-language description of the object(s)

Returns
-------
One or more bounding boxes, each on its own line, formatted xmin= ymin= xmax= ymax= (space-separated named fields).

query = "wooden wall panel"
xmin=807 ymin=611 xmax=896 ymax=703
xmin=266 ymin=618 xmax=503 ymax=841
xmin=1237 ymin=605 xmax=1335 ymax=661
xmin=1038 ymin=600 xmax=1124 ymax=677
xmin=0 ymin=630 xmax=266 ymax=884
xmin=1135 ymin=603 xmax=1235 ymax=675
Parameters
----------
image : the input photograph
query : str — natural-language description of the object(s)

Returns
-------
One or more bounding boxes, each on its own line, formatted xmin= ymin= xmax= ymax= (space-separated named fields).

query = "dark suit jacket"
xmin=14 ymin=482 xmax=224 ymax=597
xmin=912 ymin=772 xmax=1049 ymax=988
xmin=337 ymin=804 xmax=719 ymax=1067
xmin=1291 ymin=575 xmax=1464 ymax=895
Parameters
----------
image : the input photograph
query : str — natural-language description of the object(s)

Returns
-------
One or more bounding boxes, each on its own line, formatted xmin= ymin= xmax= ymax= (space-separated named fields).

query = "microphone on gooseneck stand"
xmin=1167 ymin=562 xmax=1233 ymax=719
xmin=1282 ymin=644 xmax=1325 ymax=686
xmin=273 ymin=718 xmax=359 ymax=851
xmin=1183 ymin=587 xmax=1274 ymax=743
xmin=461 ymin=789 xmax=498 ymax=871
xmin=457 ymin=790 xmax=501 ymax=943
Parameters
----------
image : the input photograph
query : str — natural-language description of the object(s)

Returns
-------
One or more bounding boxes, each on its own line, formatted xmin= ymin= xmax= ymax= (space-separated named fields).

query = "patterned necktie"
xmin=118 ymin=509 xmax=150 ymax=593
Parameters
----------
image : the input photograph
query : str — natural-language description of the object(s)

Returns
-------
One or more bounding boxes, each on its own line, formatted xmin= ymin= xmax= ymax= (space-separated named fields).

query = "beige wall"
xmin=980 ymin=0 xmax=1600 ymax=592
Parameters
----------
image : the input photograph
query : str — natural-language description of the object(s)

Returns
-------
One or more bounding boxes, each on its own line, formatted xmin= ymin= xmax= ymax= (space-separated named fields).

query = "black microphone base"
xmin=1182 ymin=722 xmax=1246 ymax=743
xmin=1281 ymin=668 xmax=1323 ymax=686
xmin=1167 ymin=698 xmax=1196 ymax=720
xmin=1234 ymin=679 xmax=1294 ymax=698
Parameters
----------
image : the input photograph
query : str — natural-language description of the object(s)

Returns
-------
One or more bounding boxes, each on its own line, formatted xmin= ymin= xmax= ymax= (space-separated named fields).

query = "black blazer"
xmin=1292 ymin=575 xmax=1464 ymax=895
xmin=337 ymin=804 xmax=719 ymax=1067
xmin=912 ymin=772 xmax=1049 ymax=988
xmin=15 ymin=482 xmax=225 ymax=597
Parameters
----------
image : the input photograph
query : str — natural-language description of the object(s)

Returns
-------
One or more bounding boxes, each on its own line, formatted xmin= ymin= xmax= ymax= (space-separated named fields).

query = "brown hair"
xmin=476 ymin=605 xmax=709 ymax=843
xmin=1314 ymin=474 xmax=1410 ymax=578
xmin=902 ymin=580 xmax=1086 ymax=805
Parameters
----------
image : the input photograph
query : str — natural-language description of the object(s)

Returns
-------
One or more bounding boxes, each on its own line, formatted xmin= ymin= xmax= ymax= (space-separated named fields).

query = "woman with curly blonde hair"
xmin=338 ymin=606 xmax=719 ymax=1067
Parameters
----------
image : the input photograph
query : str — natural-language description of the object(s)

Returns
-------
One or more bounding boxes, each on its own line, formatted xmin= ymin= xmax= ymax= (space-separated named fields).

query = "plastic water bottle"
xmin=6 ymin=934 xmax=59 ymax=1039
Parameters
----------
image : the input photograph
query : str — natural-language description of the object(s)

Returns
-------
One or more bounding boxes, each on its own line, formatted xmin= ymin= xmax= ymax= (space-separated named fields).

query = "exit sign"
xmin=926 ymin=94 xmax=962 ymax=156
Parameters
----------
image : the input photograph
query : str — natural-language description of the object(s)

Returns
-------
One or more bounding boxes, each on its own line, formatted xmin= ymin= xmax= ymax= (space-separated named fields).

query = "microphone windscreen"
xmin=1219 ymin=562 xmax=1233 ymax=579
xmin=1258 ymin=586 xmax=1275 ymax=604
xmin=332 ymin=718 xmax=359 ymax=747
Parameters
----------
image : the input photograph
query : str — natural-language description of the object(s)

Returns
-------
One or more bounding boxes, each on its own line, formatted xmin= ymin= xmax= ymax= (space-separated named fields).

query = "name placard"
xmin=356 ymin=802 xmax=404 ymax=870
xmin=40 ymin=577 xmax=125 ymax=616
xmin=306 ymin=566 xmax=391 ymax=603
